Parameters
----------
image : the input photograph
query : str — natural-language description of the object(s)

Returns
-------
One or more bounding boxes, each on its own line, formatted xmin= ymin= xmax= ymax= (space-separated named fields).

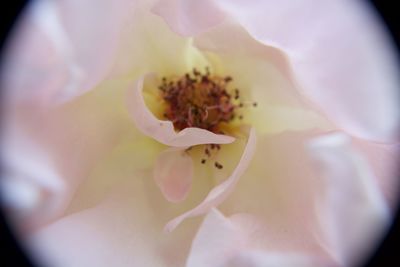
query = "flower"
xmin=1 ymin=0 xmax=399 ymax=267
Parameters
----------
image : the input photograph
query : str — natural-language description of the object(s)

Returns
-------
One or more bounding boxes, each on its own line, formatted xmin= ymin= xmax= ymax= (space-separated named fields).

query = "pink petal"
xmin=25 ymin=171 xmax=200 ymax=267
xmin=187 ymin=209 xmax=334 ymax=267
xmin=307 ymin=133 xmax=391 ymax=266
xmin=164 ymin=127 xmax=256 ymax=232
xmin=214 ymin=131 xmax=335 ymax=259
xmin=127 ymin=74 xmax=235 ymax=147
xmin=153 ymin=0 xmax=400 ymax=142
xmin=216 ymin=0 xmax=400 ymax=142
xmin=152 ymin=0 xmax=226 ymax=36
xmin=1 ymin=78 xmax=138 ymax=230
xmin=154 ymin=148 xmax=194 ymax=203
xmin=1 ymin=136 xmax=67 ymax=232
xmin=353 ymin=139 xmax=400 ymax=207
xmin=2 ymin=0 xmax=125 ymax=104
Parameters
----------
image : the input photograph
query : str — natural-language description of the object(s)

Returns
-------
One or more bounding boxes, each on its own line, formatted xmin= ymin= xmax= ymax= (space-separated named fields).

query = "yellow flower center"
xmin=159 ymin=67 xmax=256 ymax=133
xmin=158 ymin=67 xmax=257 ymax=168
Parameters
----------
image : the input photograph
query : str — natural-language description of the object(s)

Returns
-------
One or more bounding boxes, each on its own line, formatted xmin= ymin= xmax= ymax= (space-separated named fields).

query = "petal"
xmin=215 ymin=0 xmax=400 ymax=142
xmin=152 ymin=0 xmax=225 ymax=36
xmin=187 ymin=209 xmax=333 ymax=267
xmin=307 ymin=133 xmax=391 ymax=266
xmin=154 ymin=148 xmax=194 ymax=203
xmin=25 ymin=170 xmax=200 ymax=267
xmin=154 ymin=0 xmax=400 ymax=142
xmin=127 ymin=73 xmax=235 ymax=147
xmin=1 ymin=79 xmax=140 ymax=230
xmin=2 ymin=0 xmax=125 ymax=104
xmin=218 ymin=130 xmax=331 ymax=254
xmin=353 ymin=140 xmax=400 ymax=206
xmin=165 ymin=127 xmax=256 ymax=232
xmin=193 ymin=22 xmax=332 ymax=135
xmin=1 ymin=137 xmax=67 ymax=232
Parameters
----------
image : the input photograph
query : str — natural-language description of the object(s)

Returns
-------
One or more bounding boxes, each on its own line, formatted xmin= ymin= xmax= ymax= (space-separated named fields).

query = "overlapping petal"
xmin=1 ymin=0 xmax=128 ymax=104
xmin=154 ymin=0 xmax=400 ymax=142
xmin=187 ymin=209 xmax=333 ymax=267
xmin=26 ymin=170 xmax=200 ymax=267
xmin=1 ymin=1 xmax=398 ymax=267
xmin=154 ymin=148 xmax=194 ymax=203
xmin=308 ymin=133 xmax=391 ymax=266
xmin=165 ymin=127 xmax=256 ymax=232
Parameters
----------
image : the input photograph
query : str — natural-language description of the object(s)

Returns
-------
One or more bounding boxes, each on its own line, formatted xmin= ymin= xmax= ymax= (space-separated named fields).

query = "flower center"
xmin=159 ymin=68 xmax=256 ymax=133
xmin=158 ymin=68 xmax=256 ymax=169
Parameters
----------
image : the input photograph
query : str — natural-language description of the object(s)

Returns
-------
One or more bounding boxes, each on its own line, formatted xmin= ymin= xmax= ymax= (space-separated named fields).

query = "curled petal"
xmin=165 ymin=127 xmax=256 ymax=232
xmin=127 ymin=74 xmax=235 ymax=147
xmin=154 ymin=148 xmax=193 ymax=203
xmin=307 ymin=133 xmax=391 ymax=266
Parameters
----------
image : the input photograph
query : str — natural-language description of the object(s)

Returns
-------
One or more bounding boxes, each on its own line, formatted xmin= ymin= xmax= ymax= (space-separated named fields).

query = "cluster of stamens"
xmin=158 ymin=67 xmax=257 ymax=169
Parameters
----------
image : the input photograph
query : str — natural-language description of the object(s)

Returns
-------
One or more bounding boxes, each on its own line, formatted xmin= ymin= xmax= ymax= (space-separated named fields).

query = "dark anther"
xmin=214 ymin=162 xmax=223 ymax=169
xmin=159 ymin=68 xmax=252 ymax=134
xmin=224 ymin=76 xmax=232 ymax=83
xmin=253 ymin=102 xmax=258 ymax=107
xmin=201 ymin=159 xmax=206 ymax=164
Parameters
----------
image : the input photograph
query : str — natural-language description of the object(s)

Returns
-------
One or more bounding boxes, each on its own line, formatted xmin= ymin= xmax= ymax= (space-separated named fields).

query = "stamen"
xmin=159 ymin=67 xmax=244 ymax=132
xmin=214 ymin=162 xmax=223 ymax=169
xmin=159 ymin=67 xmax=257 ymax=170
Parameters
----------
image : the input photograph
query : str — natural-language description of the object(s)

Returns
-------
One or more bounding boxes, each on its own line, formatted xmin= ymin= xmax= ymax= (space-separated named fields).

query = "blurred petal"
xmin=127 ymin=74 xmax=235 ymax=147
xmin=307 ymin=133 xmax=391 ymax=266
xmin=187 ymin=209 xmax=333 ymax=267
xmin=154 ymin=148 xmax=194 ymax=203
xmin=154 ymin=0 xmax=400 ymax=142
xmin=353 ymin=140 xmax=400 ymax=206
xmin=1 ymin=79 xmax=138 ymax=230
xmin=26 ymin=170 xmax=200 ymax=267
xmin=165 ymin=127 xmax=256 ymax=232
xmin=1 ymin=136 xmax=67 ymax=231
xmin=2 ymin=0 xmax=126 ymax=104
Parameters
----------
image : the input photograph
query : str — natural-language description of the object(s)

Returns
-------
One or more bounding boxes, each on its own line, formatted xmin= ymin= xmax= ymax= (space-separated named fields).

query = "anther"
xmin=159 ymin=67 xmax=253 ymax=133
xmin=224 ymin=76 xmax=232 ymax=83
xmin=214 ymin=162 xmax=223 ymax=169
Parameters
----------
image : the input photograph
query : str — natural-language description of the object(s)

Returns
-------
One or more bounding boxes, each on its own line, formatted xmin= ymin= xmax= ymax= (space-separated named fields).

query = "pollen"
xmin=158 ymin=67 xmax=245 ymax=133
xmin=159 ymin=67 xmax=256 ymax=169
